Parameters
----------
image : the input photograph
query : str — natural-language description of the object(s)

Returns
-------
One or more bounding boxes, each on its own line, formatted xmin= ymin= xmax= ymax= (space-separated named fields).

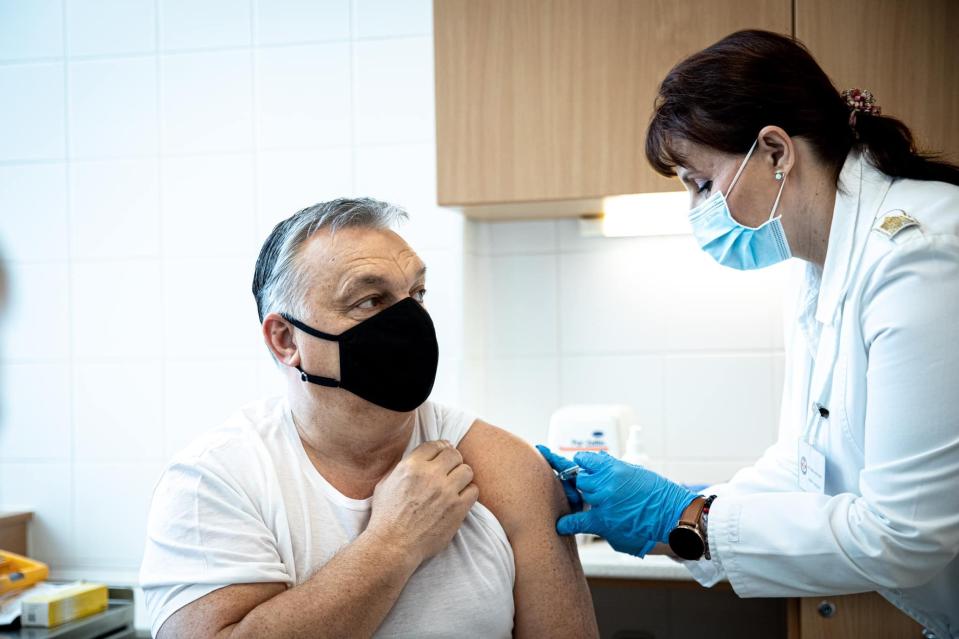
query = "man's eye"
xmin=356 ymin=296 xmax=382 ymax=310
xmin=696 ymin=180 xmax=713 ymax=195
xmin=412 ymin=288 xmax=427 ymax=303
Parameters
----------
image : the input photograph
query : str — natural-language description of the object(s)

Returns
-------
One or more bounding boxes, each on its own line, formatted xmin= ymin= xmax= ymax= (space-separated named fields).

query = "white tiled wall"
xmin=468 ymin=220 xmax=790 ymax=485
xmin=0 ymin=0 xmax=458 ymax=596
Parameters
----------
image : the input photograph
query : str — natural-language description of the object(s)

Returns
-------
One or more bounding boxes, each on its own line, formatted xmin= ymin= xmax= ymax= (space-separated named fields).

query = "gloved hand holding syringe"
xmin=537 ymin=445 xmax=698 ymax=558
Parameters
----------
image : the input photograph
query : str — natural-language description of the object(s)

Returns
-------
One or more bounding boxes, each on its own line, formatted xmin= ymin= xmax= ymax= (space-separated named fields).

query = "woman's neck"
xmin=784 ymin=163 xmax=838 ymax=270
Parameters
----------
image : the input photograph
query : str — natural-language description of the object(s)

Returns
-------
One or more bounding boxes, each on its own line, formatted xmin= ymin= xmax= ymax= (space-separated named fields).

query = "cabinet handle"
xmin=817 ymin=600 xmax=837 ymax=619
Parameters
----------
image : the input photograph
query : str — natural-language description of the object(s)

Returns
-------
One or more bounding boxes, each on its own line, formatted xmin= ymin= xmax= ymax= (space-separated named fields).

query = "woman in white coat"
xmin=540 ymin=30 xmax=959 ymax=637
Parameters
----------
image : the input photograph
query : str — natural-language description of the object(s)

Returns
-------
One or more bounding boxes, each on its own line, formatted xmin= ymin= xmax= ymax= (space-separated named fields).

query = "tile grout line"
xmin=552 ymin=234 xmax=564 ymax=412
xmin=0 ymin=139 xmax=437 ymax=167
xmin=61 ymin=0 xmax=78 ymax=569
xmin=348 ymin=0 xmax=358 ymax=196
xmin=3 ymin=255 xmax=257 ymax=268
xmin=155 ymin=0 xmax=167 ymax=462
xmin=658 ymin=345 xmax=669 ymax=458
xmin=249 ymin=0 xmax=261 ymax=268
xmin=483 ymin=350 xmax=786 ymax=360
xmin=0 ymin=32 xmax=432 ymax=67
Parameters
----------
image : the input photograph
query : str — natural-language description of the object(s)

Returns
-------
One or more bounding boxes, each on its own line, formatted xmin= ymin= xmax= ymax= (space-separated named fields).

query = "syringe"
xmin=556 ymin=465 xmax=582 ymax=481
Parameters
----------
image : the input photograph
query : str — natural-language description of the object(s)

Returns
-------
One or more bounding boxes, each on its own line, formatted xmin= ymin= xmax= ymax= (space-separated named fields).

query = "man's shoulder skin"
xmin=458 ymin=419 xmax=599 ymax=637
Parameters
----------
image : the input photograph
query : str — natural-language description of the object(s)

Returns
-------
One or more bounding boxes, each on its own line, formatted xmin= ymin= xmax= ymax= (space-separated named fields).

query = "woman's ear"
xmin=263 ymin=313 xmax=300 ymax=367
xmin=757 ymin=125 xmax=795 ymax=176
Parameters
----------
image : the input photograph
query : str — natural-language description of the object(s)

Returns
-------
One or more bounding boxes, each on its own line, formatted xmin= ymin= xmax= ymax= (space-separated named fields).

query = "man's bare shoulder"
xmin=458 ymin=420 xmax=598 ymax=638
xmin=457 ymin=420 xmax=568 ymax=537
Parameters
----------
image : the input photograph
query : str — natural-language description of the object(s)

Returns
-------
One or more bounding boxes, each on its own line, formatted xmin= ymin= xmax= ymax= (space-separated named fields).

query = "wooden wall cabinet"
xmin=0 ymin=511 xmax=32 ymax=555
xmin=790 ymin=592 xmax=923 ymax=639
xmin=434 ymin=0 xmax=959 ymax=219
xmin=795 ymin=0 xmax=959 ymax=165
xmin=588 ymin=577 xmax=923 ymax=638
xmin=433 ymin=0 xmax=792 ymax=218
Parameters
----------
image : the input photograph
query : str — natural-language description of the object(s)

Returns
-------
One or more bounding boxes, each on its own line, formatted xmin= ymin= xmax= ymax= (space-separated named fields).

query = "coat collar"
xmin=814 ymin=151 xmax=893 ymax=325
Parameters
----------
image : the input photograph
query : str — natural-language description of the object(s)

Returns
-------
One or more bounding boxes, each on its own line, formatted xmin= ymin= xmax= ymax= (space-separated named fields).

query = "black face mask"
xmin=281 ymin=297 xmax=439 ymax=413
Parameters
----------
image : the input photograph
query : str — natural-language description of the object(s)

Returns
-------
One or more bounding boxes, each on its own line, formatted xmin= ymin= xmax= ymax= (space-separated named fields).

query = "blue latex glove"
xmin=537 ymin=446 xmax=698 ymax=558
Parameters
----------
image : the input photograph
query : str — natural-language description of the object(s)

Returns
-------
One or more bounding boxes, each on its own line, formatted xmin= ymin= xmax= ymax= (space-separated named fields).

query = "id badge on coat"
xmin=798 ymin=440 xmax=826 ymax=493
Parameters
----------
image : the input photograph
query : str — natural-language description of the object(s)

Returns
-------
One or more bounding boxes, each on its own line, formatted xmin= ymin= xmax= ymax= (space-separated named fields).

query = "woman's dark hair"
xmin=645 ymin=29 xmax=959 ymax=187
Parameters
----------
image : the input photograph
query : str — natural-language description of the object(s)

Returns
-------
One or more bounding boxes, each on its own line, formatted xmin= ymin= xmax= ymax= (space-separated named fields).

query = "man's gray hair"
xmin=252 ymin=197 xmax=408 ymax=322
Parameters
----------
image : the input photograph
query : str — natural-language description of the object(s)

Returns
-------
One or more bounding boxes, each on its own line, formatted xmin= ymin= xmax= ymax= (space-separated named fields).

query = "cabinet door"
xmin=798 ymin=593 xmax=923 ymax=638
xmin=0 ymin=512 xmax=32 ymax=555
xmin=796 ymin=0 xmax=959 ymax=161
xmin=434 ymin=0 xmax=791 ymax=209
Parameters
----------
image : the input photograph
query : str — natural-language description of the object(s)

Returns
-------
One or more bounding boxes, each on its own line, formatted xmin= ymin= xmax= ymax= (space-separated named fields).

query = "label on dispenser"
xmin=559 ymin=430 xmax=610 ymax=453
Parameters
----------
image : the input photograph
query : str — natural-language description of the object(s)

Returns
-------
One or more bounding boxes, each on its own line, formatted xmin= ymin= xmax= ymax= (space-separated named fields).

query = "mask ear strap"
xmin=768 ymin=172 xmax=788 ymax=221
xmin=280 ymin=314 xmax=343 ymax=388
xmin=280 ymin=313 xmax=341 ymax=341
xmin=295 ymin=366 xmax=340 ymax=388
xmin=726 ymin=139 xmax=759 ymax=197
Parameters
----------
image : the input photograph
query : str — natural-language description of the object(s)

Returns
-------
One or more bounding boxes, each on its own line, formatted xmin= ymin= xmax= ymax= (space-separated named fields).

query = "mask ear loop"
xmin=768 ymin=171 xmax=788 ymax=221
xmin=280 ymin=313 xmax=343 ymax=388
xmin=725 ymin=139 xmax=759 ymax=197
xmin=295 ymin=367 xmax=340 ymax=387
xmin=281 ymin=313 xmax=341 ymax=341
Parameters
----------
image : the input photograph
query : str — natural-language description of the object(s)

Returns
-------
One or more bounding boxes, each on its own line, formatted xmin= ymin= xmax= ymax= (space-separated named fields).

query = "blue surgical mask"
xmin=687 ymin=139 xmax=791 ymax=270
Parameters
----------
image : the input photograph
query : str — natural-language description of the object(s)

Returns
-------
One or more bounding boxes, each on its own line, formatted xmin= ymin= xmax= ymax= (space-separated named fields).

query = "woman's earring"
xmin=774 ymin=170 xmax=784 ymax=181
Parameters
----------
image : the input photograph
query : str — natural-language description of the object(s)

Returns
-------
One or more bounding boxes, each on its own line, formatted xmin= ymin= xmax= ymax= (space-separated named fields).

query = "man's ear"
xmin=757 ymin=125 xmax=795 ymax=176
xmin=262 ymin=313 xmax=300 ymax=367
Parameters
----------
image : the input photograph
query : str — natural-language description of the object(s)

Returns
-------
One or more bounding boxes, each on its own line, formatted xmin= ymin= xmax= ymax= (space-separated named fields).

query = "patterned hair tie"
xmin=841 ymin=88 xmax=882 ymax=129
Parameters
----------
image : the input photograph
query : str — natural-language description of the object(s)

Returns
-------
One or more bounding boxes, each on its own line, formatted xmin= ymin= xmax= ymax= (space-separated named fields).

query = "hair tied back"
xmin=842 ymin=88 xmax=882 ymax=131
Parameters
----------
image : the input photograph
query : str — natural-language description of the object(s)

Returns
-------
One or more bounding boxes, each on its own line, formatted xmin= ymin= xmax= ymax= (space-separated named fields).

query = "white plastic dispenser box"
xmin=547 ymin=404 xmax=636 ymax=458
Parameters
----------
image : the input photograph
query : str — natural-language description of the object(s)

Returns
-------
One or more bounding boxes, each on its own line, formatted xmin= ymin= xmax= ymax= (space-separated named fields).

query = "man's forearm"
xmin=223 ymin=530 xmax=418 ymax=639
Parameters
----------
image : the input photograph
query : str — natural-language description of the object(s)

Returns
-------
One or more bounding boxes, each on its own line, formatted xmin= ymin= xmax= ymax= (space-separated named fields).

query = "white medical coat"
xmin=685 ymin=151 xmax=959 ymax=638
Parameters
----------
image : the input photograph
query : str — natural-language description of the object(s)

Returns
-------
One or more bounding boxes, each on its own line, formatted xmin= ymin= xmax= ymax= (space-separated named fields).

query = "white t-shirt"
xmin=139 ymin=397 xmax=515 ymax=638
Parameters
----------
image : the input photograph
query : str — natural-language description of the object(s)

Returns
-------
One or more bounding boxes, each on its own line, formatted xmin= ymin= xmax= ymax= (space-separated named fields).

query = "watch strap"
xmin=677 ymin=496 xmax=707 ymax=527
xmin=702 ymin=495 xmax=717 ymax=560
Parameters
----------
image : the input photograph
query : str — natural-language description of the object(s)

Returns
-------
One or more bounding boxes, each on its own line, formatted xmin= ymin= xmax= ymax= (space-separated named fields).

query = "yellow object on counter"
xmin=0 ymin=550 xmax=49 ymax=595
xmin=21 ymin=582 xmax=108 ymax=627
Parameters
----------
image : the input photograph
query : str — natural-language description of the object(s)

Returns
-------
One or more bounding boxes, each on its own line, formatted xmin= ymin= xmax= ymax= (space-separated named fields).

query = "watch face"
xmin=668 ymin=526 xmax=705 ymax=561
